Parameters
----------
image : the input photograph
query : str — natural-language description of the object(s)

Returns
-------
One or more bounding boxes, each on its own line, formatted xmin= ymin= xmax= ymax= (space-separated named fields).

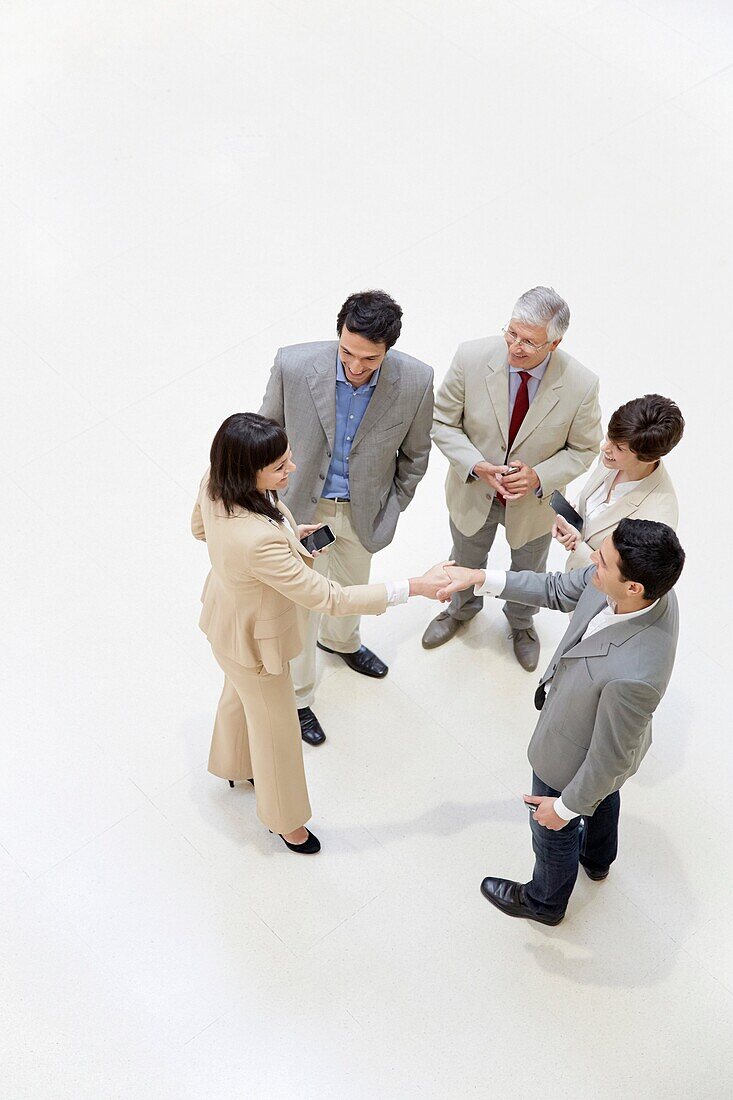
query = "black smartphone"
xmin=549 ymin=490 xmax=584 ymax=533
xmin=300 ymin=524 xmax=336 ymax=554
xmin=523 ymin=799 xmax=537 ymax=811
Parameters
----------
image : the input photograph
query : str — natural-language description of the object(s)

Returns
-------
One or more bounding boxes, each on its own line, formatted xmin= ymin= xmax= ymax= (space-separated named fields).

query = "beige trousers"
xmin=208 ymin=648 xmax=311 ymax=835
xmin=291 ymin=498 xmax=372 ymax=709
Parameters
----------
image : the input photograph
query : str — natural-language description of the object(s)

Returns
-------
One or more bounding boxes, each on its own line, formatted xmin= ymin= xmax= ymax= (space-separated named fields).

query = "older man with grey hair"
xmin=422 ymin=287 xmax=602 ymax=670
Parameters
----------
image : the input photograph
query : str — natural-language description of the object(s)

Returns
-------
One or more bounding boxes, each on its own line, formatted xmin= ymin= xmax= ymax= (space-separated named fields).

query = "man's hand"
xmin=409 ymin=561 xmax=455 ymax=600
xmin=297 ymin=523 xmax=330 ymax=555
xmin=473 ymin=461 xmax=521 ymax=501
xmin=552 ymin=514 xmax=580 ymax=551
xmin=523 ymin=795 xmax=568 ymax=830
xmin=435 ymin=564 xmax=484 ymax=601
xmin=500 ymin=460 xmax=540 ymax=498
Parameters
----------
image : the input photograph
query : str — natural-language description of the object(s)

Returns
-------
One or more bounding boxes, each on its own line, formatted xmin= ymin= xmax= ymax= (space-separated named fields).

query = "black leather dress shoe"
xmin=581 ymin=864 xmax=609 ymax=881
xmin=297 ymin=706 xmax=326 ymax=745
xmin=317 ymin=643 xmax=388 ymax=678
xmin=480 ymin=876 xmax=564 ymax=925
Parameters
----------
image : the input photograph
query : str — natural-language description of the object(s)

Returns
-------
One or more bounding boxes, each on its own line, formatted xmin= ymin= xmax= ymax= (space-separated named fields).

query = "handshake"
xmin=409 ymin=562 xmax=484 ymax=602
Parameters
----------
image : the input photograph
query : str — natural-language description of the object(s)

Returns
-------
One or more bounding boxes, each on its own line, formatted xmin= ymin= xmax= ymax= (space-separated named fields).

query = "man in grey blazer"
xmin=424 ymin=286 xmax=602 ymax=671
xmin=437 ymin=518 xmax=685 ymax=925
xmin=260 ymin=290 xmax=433 ymax=745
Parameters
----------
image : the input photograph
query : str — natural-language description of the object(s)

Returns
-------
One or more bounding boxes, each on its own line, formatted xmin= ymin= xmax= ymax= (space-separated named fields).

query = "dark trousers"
xmin=523 ymin=772 xmax=620 ymax=920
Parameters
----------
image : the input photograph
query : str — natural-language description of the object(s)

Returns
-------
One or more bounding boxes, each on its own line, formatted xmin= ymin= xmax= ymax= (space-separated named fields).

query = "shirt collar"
xmin=603 ymin=596 xmax=660 ymax=620
xmin=336 ymin=356 xmax=381 ymax=389
xmin=508 ymin=350 xmax=551 ymax=380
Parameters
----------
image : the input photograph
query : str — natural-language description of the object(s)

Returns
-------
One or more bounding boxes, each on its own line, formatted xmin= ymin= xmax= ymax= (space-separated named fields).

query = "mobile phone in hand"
xmin=300 ymin=524 xmax=336 ymax=554
xmin=549 ymin=490 xmax=584 ymax=533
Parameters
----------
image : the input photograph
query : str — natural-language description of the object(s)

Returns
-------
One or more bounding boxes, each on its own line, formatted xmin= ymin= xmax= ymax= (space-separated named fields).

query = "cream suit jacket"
xmin=191 ymin=477 xmax=388 ymax=675
xmin=431 ymin=336 xmax=602 ymax=548
xmin=566 ymin=457 xmax=678 ymax=570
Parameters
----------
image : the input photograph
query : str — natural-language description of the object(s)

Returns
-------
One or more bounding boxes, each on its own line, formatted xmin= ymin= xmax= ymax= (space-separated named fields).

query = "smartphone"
xmin=549 ymin=490 xmax=584 ymax=533
xmin=523 ymin=799 xmax=537 ymax=811
xmin=300 ymin=524 xmax=336 ymax=554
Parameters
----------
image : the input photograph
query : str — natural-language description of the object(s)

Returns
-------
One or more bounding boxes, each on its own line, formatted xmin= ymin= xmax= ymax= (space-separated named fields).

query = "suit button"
xmin=486 ymin=493 xmax=492 ymax=500
xmin=326 ymin=451 xmax=332 ymax=457
xmin=311 ymin=496 xmax=317 ymax=503
xmin=319 ymin=473 xmax=325 ymax=480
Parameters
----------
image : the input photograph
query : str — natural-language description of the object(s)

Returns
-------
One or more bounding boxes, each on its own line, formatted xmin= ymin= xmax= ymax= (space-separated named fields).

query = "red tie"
xmin=497 ymin=371 xmax=531 ymax=507
xmin=507 ymin=370 xmax=532 ymax=450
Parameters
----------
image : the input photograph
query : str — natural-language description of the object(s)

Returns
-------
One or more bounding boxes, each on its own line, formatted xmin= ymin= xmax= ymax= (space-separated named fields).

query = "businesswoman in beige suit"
xmin=192 ymin=413 xmax=449 ymax=854
xmin=553 ymin=394 xmax=684 ymax=570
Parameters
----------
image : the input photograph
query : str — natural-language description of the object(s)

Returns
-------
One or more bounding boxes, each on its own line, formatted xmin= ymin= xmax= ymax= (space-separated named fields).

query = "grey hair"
xmin=511 ymin=286 xmax=570 ymax=342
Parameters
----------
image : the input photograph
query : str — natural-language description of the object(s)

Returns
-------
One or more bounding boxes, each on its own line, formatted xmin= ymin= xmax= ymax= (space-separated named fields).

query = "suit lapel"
xmin=351 ymin=354 xmax=399 ymax=449
xmin=484 ymin=346 xmax=510 ymax=446
xmin=562 ymin=593 xmax=668 ymax=660
xmin=306 ymin=345 xmax=338 ymax=447
xmin=584 ymin=464 xmax=666 ymax=542
xmin=509 ymin=351 xmax=562 ymax=453
xmin=274 ymin=502 xmax=313 ymax=563
xmin=576 ymin=459 xmax=607 ymax=519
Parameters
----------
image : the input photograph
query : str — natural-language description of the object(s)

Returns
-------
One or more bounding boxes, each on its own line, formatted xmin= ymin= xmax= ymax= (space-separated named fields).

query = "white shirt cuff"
xmin=554 ymin=795 xmax=580 ymax=821
xmin=473 ymin=569 xmax=506 ymax=597
xmin=386 ymin=579 xmax=410 ymax=606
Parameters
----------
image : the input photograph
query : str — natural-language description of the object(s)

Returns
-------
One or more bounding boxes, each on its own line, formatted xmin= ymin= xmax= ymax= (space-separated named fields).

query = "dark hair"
xmin=611 ymin=518 xmax=685 ymax=601
xmin=336 ymin=290 xmax=403 ymax=350
xmin=208 ymin=413 xmax=288 ymax=522
xmin=607 ymin=394 xmax=684 ymax=463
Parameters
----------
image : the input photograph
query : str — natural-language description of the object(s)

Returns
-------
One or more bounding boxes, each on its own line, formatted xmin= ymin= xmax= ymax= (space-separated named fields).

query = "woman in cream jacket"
xmin=192 ymin=413 xmax=449 ymax=854
xmin=553 ymin=394 xmax=683 ymax=570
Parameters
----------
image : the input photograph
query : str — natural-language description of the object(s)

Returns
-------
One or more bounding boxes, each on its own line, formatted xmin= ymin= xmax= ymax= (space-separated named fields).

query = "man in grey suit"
xmin=437 ymin=519 xmax=685 ymax=925
xmin=260 ymin=290 xmax=433 ymax=745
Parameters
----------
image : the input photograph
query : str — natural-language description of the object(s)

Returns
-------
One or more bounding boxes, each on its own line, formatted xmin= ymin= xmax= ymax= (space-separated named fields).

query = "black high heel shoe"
xmin=227 ymin=778 xmax=254 ymax=787
xmin=268 ymin=828 xmax=321 ymax=854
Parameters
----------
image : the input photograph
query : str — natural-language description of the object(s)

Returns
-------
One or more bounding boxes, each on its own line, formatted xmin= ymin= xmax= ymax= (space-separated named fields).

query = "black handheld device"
xmin=549 ymin=490 xmax=584 ymax=533
xmin=300 ymin=524 xmax=336 ymax=554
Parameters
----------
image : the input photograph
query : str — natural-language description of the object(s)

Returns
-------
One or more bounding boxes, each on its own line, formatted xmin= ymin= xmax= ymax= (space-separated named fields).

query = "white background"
xmin=1 ymin=1 xmax=732 ymax=1097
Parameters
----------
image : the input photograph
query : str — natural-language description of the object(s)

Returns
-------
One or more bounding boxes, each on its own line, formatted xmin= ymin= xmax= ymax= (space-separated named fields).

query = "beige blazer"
xmin=566 ymin=457 xmax=679 ymax=570
xmin=431 ymin=336 xmax=602 ymax=548
xmin=191 ymin=476 xmax=388 ymax=674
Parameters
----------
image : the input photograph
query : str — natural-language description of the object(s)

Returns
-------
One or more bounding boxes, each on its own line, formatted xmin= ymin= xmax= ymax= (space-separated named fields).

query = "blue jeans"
xmin=523 ymin=773 xmax=620 ymax=920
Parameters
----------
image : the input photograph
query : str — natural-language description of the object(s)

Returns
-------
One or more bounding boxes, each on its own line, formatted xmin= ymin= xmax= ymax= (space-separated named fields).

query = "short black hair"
xmin=208 ymin=412 xmax=288 ymax=522
xmin=611 ymin=518 xmax=685 ymax=601
xmin=336 ymin=290 xmax=403 ymax=350
xmin=607 ymin=394 xmax=684 ymax=462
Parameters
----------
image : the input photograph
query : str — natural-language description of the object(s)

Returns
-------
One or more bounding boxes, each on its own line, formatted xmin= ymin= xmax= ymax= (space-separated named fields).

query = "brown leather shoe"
xmin=422 ymin=610 xmax=462 ymax=649
xmin=511 ymin=627 xmax=540 ymax=671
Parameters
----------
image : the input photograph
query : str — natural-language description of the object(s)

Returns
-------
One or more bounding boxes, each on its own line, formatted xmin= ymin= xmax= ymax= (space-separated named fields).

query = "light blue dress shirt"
xmin=322 ymin=357 xmax=380 ymax=499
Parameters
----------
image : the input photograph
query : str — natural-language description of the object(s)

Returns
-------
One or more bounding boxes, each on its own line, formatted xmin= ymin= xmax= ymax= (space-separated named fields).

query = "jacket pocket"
xmin=253 ymin=605 xmax=298 ymax=638
xmin=253 ymin=606 xmax=301 ymax=675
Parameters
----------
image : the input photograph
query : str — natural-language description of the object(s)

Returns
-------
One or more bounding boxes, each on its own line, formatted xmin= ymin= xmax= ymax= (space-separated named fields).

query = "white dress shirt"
xmin=579 ymin=470 xmax=647 ymax=528
xmin=475 ymin=568 xmax=659 ymax=820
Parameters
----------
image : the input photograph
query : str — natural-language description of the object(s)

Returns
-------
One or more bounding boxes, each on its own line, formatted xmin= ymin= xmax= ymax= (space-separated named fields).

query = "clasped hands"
xmin=473 ymin=460 xmax=539 ymax=500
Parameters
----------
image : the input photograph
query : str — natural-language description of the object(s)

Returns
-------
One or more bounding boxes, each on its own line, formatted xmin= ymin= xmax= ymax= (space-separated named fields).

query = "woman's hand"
xmin=408 ymin=561 xmax=455 ymax=599
xmin=552 ymin=514 xmax=580 ymax=551
xmin=297 ymin=523 xmax=330 ymax=555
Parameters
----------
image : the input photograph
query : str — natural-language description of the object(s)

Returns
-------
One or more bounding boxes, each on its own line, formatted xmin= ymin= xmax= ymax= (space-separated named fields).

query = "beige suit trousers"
xmin=208 ymin=648 xmax=311 ymax=835
xmin=292 ymin=498 xmax=372 ymax=709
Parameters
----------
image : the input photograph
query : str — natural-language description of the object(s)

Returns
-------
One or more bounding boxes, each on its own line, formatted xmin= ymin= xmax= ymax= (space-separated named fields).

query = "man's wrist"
xmin=553 ymin=795 xmax=579 ymax=821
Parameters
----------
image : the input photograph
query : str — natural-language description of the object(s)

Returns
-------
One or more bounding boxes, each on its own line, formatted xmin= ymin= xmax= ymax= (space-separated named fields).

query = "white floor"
xmin=2 ymin=1 xmax=732 ymax=1096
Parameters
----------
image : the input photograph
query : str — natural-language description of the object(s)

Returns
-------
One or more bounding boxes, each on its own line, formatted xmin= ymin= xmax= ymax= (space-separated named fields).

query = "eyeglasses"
xmin=502 ymin=326 xmax=549 ymax=354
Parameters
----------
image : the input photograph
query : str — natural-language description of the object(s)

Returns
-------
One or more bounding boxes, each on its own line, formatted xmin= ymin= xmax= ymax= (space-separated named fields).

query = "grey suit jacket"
xmin=259 ymin=340 xmax=434 ymax=553
xmin=501 ymin=566 xmax=679 ymax=815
